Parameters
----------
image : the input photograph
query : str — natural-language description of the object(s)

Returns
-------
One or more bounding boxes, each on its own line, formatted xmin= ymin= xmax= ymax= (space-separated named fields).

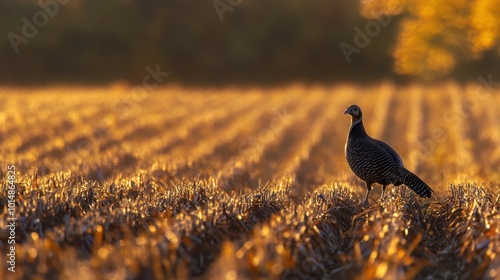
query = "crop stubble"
xmin=0 ymin=84 xmax=499 ymax=279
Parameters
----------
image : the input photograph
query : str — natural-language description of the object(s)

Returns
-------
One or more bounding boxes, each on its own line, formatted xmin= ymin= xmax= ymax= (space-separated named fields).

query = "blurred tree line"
xmin=361 ymin=0 xmax=500 ymax=80
xmin=0 ymin=0 xmax=498 ymax=85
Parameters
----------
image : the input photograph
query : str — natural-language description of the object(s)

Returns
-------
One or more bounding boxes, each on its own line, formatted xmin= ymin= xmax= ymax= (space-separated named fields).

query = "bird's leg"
xmin=363 ymin=182 xmax=372 ymax=206
xmin=381 ymin=185 xmax=387 ymax=199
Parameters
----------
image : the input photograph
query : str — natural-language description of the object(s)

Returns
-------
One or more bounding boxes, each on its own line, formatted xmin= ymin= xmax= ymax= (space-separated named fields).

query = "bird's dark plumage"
xmin=344 ymin=104 xmax=433 ymax=205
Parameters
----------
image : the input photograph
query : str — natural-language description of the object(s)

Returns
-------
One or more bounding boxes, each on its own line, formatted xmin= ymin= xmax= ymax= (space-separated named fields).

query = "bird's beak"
xmin=344 ymin=109 xmax=350 ymax=115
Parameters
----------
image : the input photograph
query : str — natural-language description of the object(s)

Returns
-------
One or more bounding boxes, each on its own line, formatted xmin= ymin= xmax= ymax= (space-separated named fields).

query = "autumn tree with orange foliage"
xmin=360 ymin=0 xmax=500 ymax=78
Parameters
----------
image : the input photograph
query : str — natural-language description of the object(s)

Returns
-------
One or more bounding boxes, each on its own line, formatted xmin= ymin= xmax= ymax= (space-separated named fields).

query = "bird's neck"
xmin=348 ymin=118 xmax=368 ymax=139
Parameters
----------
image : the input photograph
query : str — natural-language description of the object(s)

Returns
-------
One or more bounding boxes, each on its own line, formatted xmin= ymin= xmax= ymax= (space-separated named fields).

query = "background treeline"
xmin=0 ymin=0 xmax=498 ymax=85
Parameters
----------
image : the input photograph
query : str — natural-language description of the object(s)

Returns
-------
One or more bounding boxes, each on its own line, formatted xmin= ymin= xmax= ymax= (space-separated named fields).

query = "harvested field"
xmin=0 ymin=83 xmax=499 ymax=279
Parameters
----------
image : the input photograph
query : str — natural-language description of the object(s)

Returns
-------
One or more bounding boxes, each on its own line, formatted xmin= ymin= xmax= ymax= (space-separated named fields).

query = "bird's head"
xmin=344 ymin=104 xmax=362 ymax=123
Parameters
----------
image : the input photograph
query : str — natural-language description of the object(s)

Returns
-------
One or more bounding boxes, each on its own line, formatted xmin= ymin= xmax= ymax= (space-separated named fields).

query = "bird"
xmin=344 ymin=104 xmax=433 ymax=205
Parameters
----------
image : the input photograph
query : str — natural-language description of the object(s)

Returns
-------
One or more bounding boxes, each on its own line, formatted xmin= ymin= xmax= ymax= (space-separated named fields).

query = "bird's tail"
xmin=399 ymin=168 xmax=433 ymax=198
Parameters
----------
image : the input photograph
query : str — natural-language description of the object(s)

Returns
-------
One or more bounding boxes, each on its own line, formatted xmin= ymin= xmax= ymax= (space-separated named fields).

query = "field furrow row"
xmin=406 ymin=86 xmax=424 ymax=172
xmin=87 ymin=95 xmax=263 ymax=180
xmin=242 ymin=94 xmax=327 ymax=187
xmin=367 ymin=83 xmax=394 ymax=139
xmin=448 ymin=86 xmax=476 ymax=178
xmin=217 ymin=95 xmax=317 ymax=190
xmin=277 ymin=96 xmax=334 ymax=180
xmin=172 ymin=94 xmax=297 ymax=178
xmin=293 ymin=87 xmax=355 ymax=189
